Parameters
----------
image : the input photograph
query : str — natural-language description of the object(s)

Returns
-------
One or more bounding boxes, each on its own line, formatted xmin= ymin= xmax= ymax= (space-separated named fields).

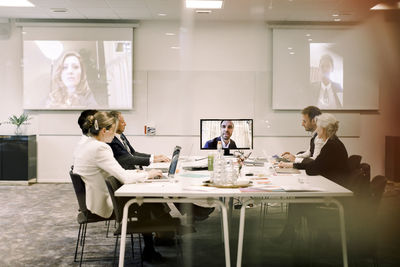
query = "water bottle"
xmin=213 ymin=141 xmax=225 ymax=185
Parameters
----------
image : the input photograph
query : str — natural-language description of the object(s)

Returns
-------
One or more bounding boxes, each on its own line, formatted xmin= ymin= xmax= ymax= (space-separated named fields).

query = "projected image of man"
xmin=311 ymin=54 xmax=343 ymax=109
xmin=204 ymin=120 xmax=237 ymax=149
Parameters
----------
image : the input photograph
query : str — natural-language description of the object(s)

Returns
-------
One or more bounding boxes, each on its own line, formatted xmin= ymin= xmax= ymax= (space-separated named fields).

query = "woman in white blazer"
xmin=73 ymin=111 xmax=166 ymax=262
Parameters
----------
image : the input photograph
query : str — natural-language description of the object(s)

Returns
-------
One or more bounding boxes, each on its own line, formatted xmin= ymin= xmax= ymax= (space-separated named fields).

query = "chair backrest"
xmin=348 ymin=155 xmax=362 ymax=172
xmin=370 ymin=175 xmax=387 ymax=204
xmin=347 ymin=167 xmax=370 ymax=198
xmin=69 ymin=170 xmax=89 ymax=214
xmin=105 ymin=176 xmax=129 ymax=223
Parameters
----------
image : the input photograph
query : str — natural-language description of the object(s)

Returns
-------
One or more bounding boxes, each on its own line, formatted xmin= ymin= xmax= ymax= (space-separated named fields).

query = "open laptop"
xmin=146 ymin=145 xmax=181 ymax=181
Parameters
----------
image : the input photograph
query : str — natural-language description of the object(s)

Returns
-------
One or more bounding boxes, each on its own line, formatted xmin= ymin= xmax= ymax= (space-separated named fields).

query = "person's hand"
xmin=154 ymin=155 xmax=170 ymax=163
xmin=147 ymin=169 xmax=163 ymax=179
xmin=281 ymin=152 xmax=295 ymax=162
xmin=278 ymin=162 xmax=293 ymax=168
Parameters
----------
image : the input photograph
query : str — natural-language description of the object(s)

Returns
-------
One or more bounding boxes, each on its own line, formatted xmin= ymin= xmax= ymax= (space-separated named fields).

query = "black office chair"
xmin=349 ymin=175 xmax=387 ymax=267
xmin=69 ymin=169 xmax=114 ymax=266
xmin=348 ymin=155 xmax=362 ymax=173
xmin=104 ymin=176 xmax=182 ymax=266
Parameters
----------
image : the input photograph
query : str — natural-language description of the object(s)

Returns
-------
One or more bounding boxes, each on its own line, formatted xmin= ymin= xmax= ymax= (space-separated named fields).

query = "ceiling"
xmin=0 ymin=0 xmax=382 ymax=22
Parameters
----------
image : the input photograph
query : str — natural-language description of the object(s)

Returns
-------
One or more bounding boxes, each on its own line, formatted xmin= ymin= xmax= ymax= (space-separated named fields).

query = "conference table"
xmin=115 ymin=164 xmax=353 ymax=267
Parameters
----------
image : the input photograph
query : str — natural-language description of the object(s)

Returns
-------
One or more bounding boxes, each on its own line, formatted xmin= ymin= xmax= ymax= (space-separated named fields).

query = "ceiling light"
xmin=332 ymin=14 xmax=339 ymax=17
xmin=165 ymin=33 xmax=176 ymax=36
xmin=186 ymin=1 xmax=223 ymax=9
xmin=195 ymin=10 xmax=212 ymax=14
xmin=308 ymin=38 xmax=312 ymax=42
xmin=171 ymin=46 xmax=181 ymax=49
xmin=334 ymin=18 xmax=341 ymax=22
xmin=371 ymin=2 xmax=400 ymax=10
xmin=51 ymin=8 xmax=68 ymax=13
xmin=158 ymin=13 xmax=167 ymax=16
xmin=0 ymin=0 xmax=34 ymax=7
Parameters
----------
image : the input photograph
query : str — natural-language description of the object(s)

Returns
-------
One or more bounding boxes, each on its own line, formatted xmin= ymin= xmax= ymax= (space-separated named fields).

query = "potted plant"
xmin=7 ymin=113 xmax=32 ymax=135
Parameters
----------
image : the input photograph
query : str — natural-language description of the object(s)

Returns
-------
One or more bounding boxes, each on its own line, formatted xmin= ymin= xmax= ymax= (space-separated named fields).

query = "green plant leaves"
xmin=8 ymin=113 xmax=31 ymax=127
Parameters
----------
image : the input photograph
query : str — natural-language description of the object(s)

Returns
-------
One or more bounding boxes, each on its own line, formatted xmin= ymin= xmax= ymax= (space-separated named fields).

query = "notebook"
xmin=146 ymin=145 xmax=181 ymax=181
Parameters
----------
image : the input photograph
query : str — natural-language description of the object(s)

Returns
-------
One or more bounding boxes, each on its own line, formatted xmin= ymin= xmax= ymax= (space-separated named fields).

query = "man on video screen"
xmin=203 ymin=120 xmax=237 ymax=149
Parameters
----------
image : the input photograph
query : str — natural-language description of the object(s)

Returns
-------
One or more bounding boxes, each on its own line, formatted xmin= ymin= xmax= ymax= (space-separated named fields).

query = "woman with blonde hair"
xmin=47 ymin=51 xmax=97 ymax=107
xmin=280 ymin=113 xmax=349 ymax=187
xmin=73 ymin=111 xmax=168 ymax=262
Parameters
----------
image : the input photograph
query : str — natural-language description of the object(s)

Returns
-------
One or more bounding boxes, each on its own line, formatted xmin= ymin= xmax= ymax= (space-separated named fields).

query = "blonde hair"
xmin=82 ymin=111 xmax=117 ymax=136
xmin=316 ymin=113 xmax=339 ymax=138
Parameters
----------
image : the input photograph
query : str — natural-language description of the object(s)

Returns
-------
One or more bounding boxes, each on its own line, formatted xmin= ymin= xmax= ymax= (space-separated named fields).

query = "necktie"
xmin=310 ymin=133 xmax=317 ymax=157
xmin=323 ymin=88 xmax=329 ymax=104
xmin=121 ymin=135 xmax=131 ymax=154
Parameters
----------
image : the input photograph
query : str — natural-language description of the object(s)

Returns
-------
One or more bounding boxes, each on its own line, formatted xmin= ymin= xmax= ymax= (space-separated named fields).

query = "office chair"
xmin=348 ymin=155 xmax=362 ymax=173
xmin=104 ymin=176 xmax=182 ymax=266
xmin=69 ymin=169 xmax=114 ymax=266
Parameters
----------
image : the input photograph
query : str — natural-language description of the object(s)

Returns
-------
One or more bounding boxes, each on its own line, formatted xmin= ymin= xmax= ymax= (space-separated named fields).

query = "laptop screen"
xmin=167 ymin=146 xmax=181 ymax=177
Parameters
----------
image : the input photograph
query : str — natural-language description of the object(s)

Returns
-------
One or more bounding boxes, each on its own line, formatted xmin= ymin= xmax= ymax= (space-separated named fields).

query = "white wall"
xmin=0 ymin=16 xmax=399 ymax=182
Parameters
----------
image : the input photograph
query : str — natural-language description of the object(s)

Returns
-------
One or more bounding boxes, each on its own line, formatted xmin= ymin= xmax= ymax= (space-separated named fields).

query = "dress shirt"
xmin=317 ymin=82 xmax=337 ymax=109
xmin=295 ymin=131 xmax=317 ymax=163
xmin=221 ymin=138 xmax=231 ymax=149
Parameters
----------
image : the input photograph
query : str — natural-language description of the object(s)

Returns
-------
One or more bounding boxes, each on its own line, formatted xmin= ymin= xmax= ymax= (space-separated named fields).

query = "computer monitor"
xmin=200 ymin=119 xmax=253 ymax=155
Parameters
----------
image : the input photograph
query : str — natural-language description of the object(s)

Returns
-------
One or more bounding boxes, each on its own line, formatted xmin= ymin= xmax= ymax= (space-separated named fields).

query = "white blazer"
xmin=73 ymin=137 xmax=147 ymax=218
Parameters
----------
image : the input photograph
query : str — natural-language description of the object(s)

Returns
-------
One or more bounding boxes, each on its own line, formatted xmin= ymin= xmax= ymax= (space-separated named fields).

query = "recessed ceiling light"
xmin=308 ymin=38 xmax=312 ymax=42
xmin=195 ymin=10 xmax=212 ymax=14
xmin=171 ymin=46 xmax=180 ymax=49
xmin=158 ymin=13 xmax=167 ymax=16
xmin=186 ymin=1 xmax=223 ymax=9
xmin=334 ymin=18 xmax=341 ymax=22
xmin=165 ymin=33 xmax=176 ymax=36
xmin=332 ymin=14 xmax=339 ymax=17
xmin=288 ymin=47 xmax=293 ymax=50
xmin=289 ymin=52 xmax=295 ymax=55
xmin=0 ymin=0 xmax=34 ymax=7
xmin=305 ymin=33 xmax=311 ymax=37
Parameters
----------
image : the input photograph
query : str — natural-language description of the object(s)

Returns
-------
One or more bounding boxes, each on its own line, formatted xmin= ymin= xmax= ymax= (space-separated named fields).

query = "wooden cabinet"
xmin=0 ymin=135 xmax=37 ymax=184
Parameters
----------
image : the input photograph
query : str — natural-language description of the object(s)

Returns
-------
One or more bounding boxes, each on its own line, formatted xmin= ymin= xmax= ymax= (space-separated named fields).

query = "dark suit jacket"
xmin=108 ymin=133 xmax=151 ymax=169
xmin=294 ymin=135 xmax=350 ymax=188
xmin=203 ymin=136 xmax=237 ymax=149
xmin=310 ymin=81 xmax=343 ymax=108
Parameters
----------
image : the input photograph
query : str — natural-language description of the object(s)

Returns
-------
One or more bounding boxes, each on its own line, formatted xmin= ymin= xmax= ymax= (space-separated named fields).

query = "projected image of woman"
xmin=46 ymin=51 xmax=97 ymax=107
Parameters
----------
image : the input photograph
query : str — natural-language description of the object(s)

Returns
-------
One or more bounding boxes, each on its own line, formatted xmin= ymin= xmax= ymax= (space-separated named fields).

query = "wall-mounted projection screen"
xmin=272 ymin=28 xmax=379 ymax=110
xmin=22 ymin=27 xmax=133 ymax=110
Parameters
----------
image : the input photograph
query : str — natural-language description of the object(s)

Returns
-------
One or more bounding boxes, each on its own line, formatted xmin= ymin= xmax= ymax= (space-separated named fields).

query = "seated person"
xmin=73 ymin=111 xmax=170 ymax=262
xmin=279 ymin=113 xmax=350 ymax=187
xmin=281 ymin=106 xmax=323 ymax=167
xmin=108 ymin=111 xmax=214 ymax=230
xmin=203 ymin=120 xmax=237 ymax=149
xmin=108 ymin=111 xmax=169 ymax=169
xmin=276 ymin=113 xmax=349 ymax=243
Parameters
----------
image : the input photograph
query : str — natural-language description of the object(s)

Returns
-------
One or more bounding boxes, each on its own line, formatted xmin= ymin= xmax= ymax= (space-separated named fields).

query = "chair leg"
xmin=130 ymin=234 xmax=135 ymax=260
xmin=138 ymin=234 xmax=143 ymax=267
xmin=113 ymin=234 xmax=119 ymax=267
xmin=106 ymin=220 xmax=111 ymax=238
xmin=79 ymin=223 xmax=88 ymax=267
xmin=74 ymin=223 xmax=82 ymax=262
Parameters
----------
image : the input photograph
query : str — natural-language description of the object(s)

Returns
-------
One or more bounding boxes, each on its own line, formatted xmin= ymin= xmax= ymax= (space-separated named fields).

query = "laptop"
xmin=146 ymin=146 xmax=181 ymax=181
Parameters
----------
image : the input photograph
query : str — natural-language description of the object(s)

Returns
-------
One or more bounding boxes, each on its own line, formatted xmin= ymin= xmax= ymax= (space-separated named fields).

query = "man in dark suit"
xmin=204 ymin=120 xmax=238 ymax=149
xmin=309 ymin=54 xmax=343 ymax=109
xmin=108 ymin=111 xmax=169 ymax=169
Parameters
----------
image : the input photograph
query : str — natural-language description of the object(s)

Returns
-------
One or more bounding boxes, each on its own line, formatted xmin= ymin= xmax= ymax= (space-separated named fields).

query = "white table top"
xmin=115 ymin=170 xmax=353 ymax=198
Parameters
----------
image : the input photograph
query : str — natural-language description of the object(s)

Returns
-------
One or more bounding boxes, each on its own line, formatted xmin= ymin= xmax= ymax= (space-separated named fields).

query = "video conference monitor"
xmin=200 ymin=119 xmax=253 ymax=155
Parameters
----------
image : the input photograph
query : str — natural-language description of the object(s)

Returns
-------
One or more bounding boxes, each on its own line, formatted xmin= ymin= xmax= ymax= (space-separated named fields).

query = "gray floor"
xmin=1 ymin=182 xmax=400 ymax=267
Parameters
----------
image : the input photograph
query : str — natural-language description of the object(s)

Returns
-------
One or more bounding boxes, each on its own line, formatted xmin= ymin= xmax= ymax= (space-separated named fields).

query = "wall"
xmin=0 ymin=16 xmax=399 ymax=182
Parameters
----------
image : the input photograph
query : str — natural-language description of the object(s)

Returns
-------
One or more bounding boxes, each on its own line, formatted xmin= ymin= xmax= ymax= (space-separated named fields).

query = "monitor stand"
xmin=224 ymin=148 xmax=233 ymax=156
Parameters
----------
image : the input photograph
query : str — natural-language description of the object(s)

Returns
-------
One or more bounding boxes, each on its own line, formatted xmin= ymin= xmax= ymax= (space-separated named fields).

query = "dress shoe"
xmin=142 ymin=247 xmax=165 ymax=263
